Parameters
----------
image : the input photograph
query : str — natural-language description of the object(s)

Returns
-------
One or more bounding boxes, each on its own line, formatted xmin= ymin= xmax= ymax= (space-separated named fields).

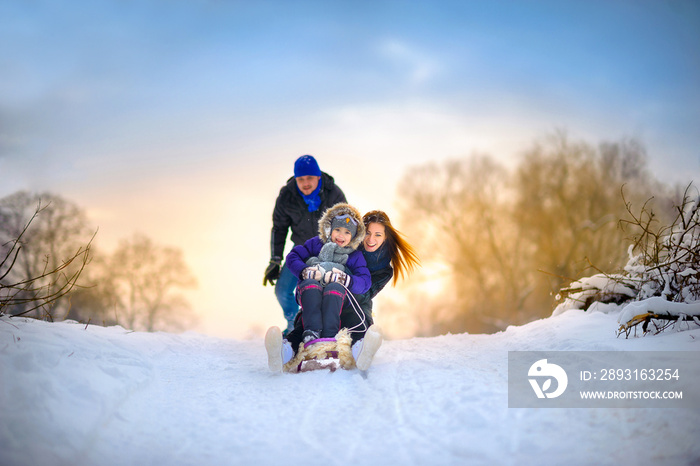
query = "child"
xmin=284 ymin=203 xmax=371 ymax=343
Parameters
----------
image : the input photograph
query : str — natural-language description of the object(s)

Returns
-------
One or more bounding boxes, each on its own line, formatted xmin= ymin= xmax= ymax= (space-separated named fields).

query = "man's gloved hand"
xmin=301 ymin=266 xmax=323 ymax=281
xmin=263 ymin=258 xmax=282 ymax=286
xmin=323 ymin=267 xmax=351 ymax=287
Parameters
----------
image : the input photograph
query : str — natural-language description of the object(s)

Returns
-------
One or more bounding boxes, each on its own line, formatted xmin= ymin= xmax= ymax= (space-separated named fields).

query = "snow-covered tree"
xmin=554 ymin=183 xmax=700 ymax=336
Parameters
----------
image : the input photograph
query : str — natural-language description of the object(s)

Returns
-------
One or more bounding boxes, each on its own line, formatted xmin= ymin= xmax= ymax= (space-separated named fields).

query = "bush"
xmin=553 ymin=183 xmax=700 ymax=337
xmin=0 ymin=203 xmax=92 ymax=319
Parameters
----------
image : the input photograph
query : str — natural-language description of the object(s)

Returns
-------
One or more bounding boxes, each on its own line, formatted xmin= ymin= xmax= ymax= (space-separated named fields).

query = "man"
xmin=263 ymin=155 xmax=347 ymax=335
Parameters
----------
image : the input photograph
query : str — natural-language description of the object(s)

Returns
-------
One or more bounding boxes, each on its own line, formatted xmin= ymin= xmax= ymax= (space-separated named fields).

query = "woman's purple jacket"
xmin=285 ymin=236 xmax=371 ymax=295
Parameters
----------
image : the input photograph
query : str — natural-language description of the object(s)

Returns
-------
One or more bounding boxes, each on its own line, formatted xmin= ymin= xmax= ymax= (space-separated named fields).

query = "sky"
xmin=1 ymin=0 xmax=699 ymax=338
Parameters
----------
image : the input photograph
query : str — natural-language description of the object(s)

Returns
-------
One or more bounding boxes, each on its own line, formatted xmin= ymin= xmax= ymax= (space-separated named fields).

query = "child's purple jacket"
xmin=285 ymin=236 xmax=371 ymax=295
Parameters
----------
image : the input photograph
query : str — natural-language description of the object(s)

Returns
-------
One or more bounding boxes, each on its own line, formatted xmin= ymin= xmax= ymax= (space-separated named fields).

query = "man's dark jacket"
xmin=270 ymin=172 xmax=346 ymax=261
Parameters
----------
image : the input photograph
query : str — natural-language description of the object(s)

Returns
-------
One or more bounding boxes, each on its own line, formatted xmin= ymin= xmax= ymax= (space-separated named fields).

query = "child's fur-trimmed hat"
xmin=330 ymin=214 xmax=358 ymax=239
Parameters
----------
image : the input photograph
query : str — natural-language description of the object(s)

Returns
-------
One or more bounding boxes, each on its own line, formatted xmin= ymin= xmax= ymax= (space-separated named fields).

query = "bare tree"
xmin=107 ymin=233 xmax=198 ymax=332
xmin=63 ymin=247 xmax=120 ymax=326
xmin=0 ymin=199 xmax=93 ymax=319
xmin=0 ymin=191 xmax=199 ymax=331
xmin=512 ymin=133 xmax=660 ymax=310
xmin=396 ymin=155 xmax=529 ymax=334
xmin=391 ymin=132 xmax=674 ymax=335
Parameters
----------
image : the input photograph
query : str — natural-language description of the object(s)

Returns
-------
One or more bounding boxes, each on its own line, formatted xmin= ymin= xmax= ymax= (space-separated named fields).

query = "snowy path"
xmin=1 ymin=310 xmax=700 ymax=465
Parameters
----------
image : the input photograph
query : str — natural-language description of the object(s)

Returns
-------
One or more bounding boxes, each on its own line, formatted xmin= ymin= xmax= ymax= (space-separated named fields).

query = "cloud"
xmin=378 ymin=38 xmax=440 ymax=85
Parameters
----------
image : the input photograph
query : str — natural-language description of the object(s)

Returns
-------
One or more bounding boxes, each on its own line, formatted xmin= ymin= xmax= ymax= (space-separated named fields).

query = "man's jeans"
xmin=274 ymin=264 xmax=299 ymax=332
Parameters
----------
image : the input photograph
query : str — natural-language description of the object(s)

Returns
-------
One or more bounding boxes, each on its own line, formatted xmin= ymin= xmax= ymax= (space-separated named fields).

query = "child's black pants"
xmin=298 ymin=279 xmax=347 ymax=338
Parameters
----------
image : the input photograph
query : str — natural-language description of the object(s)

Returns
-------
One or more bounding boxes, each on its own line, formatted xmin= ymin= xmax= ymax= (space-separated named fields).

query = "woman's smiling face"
xmin=363 ymin=222 xmax=386 ymax=252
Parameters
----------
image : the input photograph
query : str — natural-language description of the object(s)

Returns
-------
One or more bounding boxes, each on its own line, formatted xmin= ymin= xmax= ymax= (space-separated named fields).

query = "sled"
xmin=296 ymin=338 xmax=341 ymax=372
xmin=284 ymin=329 xmax=356 ymax=373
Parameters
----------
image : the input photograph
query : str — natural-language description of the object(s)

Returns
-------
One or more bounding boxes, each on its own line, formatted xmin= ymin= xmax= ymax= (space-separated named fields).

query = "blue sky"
xmin=1 ymin=0 xmax=699 ymax=337
xmin=3 ymin=0 xmax=699 ymax=180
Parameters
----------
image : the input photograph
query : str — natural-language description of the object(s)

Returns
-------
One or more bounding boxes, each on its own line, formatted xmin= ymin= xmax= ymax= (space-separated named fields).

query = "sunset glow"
xmin=1 ymin=0 xmax=698 ymax=337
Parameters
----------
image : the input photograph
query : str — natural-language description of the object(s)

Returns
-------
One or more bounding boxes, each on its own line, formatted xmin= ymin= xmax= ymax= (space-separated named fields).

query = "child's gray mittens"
xmin=301 ymin=266 xmax=324 ymax=281
xmin=303 ymin=265 xmax=350 ymax=286
xmin=324 ymin=267 xmax=351 ymax=287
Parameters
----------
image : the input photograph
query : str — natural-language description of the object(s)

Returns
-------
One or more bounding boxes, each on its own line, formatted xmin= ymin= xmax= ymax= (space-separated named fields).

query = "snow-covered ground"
xmin=1 ymin=309 xmax=699 ymax=466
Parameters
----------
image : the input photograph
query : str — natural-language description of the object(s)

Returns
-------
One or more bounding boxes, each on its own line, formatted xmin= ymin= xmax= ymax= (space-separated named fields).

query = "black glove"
xmin=263 ymin=258 xmax=282 ymax=286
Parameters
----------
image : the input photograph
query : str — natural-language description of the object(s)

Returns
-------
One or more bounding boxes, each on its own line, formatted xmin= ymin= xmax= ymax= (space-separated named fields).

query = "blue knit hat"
xmin=294 ymin=155 xmax=322 ymax=177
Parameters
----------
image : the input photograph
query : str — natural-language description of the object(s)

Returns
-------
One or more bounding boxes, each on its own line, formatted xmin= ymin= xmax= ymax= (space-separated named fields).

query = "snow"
xmin=568 ymin=274 xmax=637 ymax=298
xmin=2 ymin=310 xmax=699 ymax=466
xmin=552 ymin=273 xmax=637 ymax=317
xmin=552 ymin=268 xmax=700 ymax=334
xmin=618 ymin=298 xmax=700 ymax=327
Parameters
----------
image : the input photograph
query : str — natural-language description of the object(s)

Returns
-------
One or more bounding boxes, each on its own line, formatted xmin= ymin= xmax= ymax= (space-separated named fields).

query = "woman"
xmin=338 ymin=210 xmax=420 ymax=344
xmin=265 ymin=210 xmax=420 ymax=372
